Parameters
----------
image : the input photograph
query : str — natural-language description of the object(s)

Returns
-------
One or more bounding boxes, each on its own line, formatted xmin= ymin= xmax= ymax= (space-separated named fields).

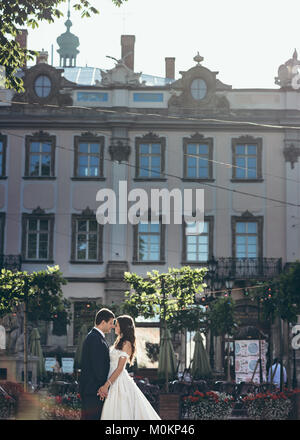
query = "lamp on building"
xmin=225 ymin=278 xmax=234 ymax=296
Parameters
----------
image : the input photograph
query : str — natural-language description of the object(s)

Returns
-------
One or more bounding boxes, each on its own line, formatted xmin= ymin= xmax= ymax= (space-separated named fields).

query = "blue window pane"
xmin=149 ymin=252 xmax=160 ymax=260
xmin=187 ymin=144 xmax=197 ymax=154
xmin=30 ymin=142 xmax=40 ymax=153
xmin=78 ymin=156 xmax=88 ymax=166
xmin=42 ymin=143 xmax=51 ymax=153
xmin=187 ymin=235 xmax=197 ymax=244
xmin=90 ymin=167 xmax=99 ymax=177
xmin=236 ymin=157 xmax=245 ymax=178
xmin=236 ymin=223 xmax=246 ymax=233
xmin=247 ymin=145 xmax=257 ymax=155
xmin=89 ymin=156 xmax=99 ymax=167
xmin=187 ymin=157 xmax=197 ymax=168
xmin=29 ymin=155 xmax=40 ymax=175
xmin=247 ymin=223 xmax=257 ymax=233
xmin=0 ymin=142 xmax=3 ymax=152
xmin=78 ymin=167 xmax=88 ymax=176
xmin=236 ymin=145 xmax=245 ymax=155
xmin=140 ymin=144 xmax=149 ymax=154
xmin=248 ymin=157 xmax=257 ymax=169
xmin=247 ymin=169 xmax=257 ymax=178
xmin=188 ymin=244 xmax=197 ymax=253
xmin=198 ymin=144 xmax=208 ymax=155
xmin=187 ymin=167 xmax=197 ymax=178
xmin=151 ymin=144 xmax=161 ymax=154
xmin=79 ymin=143 xmax=88 ymax=153
xmin=198 ymin=167 xmax=208 ymax=178
xmin=90 ymin=143 xmax=100 ymax=153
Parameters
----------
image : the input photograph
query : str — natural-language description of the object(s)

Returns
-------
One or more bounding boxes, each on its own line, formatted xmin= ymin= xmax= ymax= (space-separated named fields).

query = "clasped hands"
xmin=97 ymin=384 xmax=109 ymax=401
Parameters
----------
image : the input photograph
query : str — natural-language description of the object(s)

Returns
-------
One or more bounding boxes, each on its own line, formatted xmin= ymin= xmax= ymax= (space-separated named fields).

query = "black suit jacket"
xmin=79 ymin=328 xmax=110 ymax=396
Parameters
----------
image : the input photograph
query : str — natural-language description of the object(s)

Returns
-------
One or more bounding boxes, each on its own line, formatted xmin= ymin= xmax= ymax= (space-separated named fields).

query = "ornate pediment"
xmin=12 ymin=63 xmax=75 ymax=106
xmin=99 ymin=60 xmax=144 ymax=87
xmin=168 ymin=53 xmax=231 ymax=112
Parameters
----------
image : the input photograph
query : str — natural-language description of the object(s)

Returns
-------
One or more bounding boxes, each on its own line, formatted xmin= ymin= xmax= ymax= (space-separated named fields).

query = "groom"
xmin=79 ymin=308 xmax=115 ymax=420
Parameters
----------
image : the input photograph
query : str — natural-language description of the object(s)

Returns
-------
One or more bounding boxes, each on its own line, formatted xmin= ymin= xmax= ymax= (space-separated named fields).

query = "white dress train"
xmin=101 ymin=346 xmax=161 ymax=420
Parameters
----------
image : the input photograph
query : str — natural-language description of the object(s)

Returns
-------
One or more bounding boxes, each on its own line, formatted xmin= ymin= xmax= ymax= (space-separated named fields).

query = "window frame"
xmin=70 ymin=210 xmax=103 ymax=264
xmin=182 ymin=216 xmax=214 ymax=264
xmin=183 ymin=134 xmax=214 ymax=181
xmin=24 ymin=132 xmax=56 ymax=179
xmin=22 ymin=210 xmax=54 ymax=263
xmin=132 ymin=214 xmax=166 ymax=265
xmin=231 ymin=136 xmax=263 ymax=182
xmin=231 ymin=214 xmax=263 ymax=260
xmin=73 ymin=135 xmax=105 ymax=180
xmin=135 ymin=133 xmax=166 ymax=181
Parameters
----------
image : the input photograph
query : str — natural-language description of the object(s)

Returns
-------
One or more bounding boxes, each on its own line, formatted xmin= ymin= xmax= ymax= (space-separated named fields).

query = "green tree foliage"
xmin=123 ymin=266 xmax=207 ymax=329
xmin=207 ymin=296 xmax=237 ymax=337
xmin=251 ymin=261 xmax=300 ymax=324
xmin=0 ymin=0 xmax=127 ymax=91
xmin=0 ymin=265 xmax=70 ymax=326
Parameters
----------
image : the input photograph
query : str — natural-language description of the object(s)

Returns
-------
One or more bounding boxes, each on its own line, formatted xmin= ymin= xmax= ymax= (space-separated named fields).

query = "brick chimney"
xmin=36 ymin=49 xmax=49 ymax=64
xmin=15 ymin=29 xmax=28 ymax=67
xmin=165 ymin=57 xmax=175 ymax=79
xmin=121 ymin=35 xmax=135 ymax=71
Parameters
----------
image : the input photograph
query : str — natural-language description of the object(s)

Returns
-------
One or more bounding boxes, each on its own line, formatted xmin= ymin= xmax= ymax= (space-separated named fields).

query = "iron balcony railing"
xmin=199 ymin=257 xmax=282 ymax=281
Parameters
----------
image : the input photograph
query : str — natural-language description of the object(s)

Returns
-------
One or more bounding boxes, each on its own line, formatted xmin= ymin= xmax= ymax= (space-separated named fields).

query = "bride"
xmin=99 ymin=315 xmax=161 ymax=420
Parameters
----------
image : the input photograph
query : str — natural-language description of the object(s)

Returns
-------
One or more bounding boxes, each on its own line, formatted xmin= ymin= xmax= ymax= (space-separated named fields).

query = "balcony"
xmin=212 ymin=257 xmax=282 ymax=281
xmin=0 ymin=255 xmax=22 ymax=272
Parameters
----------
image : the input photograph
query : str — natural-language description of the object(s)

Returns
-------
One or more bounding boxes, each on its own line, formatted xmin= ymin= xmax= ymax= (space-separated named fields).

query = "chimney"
xmin=15 ymin=29 xmax=28 ymax=67
xmin=165 ymin=57 xmax=175 ymax=79
xmin=121 ymin=35 xmax=135 ymax=71
xmin=36 ymin=49 xmax=49 ymax=64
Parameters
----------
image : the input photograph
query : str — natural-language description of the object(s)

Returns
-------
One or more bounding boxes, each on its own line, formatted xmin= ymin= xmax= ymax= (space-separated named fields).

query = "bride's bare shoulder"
xmin=122 ymin=340 xmax=132 ymax=356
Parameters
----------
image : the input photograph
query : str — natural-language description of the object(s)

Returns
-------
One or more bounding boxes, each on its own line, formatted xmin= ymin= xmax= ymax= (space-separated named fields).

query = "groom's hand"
xmin=97 ymin=387 xmax=108 ymax=400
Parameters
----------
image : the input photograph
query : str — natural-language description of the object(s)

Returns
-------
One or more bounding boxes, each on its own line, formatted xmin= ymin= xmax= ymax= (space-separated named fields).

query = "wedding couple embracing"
xmin=79 ymin=308 xmax=161 ymax=420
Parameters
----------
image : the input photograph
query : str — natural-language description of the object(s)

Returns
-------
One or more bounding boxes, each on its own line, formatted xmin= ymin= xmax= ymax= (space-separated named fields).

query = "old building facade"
xmin=0 ymin=22 xmax=299 ymax=380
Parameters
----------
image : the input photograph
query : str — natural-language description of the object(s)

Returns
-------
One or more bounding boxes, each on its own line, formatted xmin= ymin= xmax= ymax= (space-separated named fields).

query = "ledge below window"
xmin=22 ymin=259 xmax=54 ymax=264
xmin=230 ymin=178 xmax=264 ymax=183
xmin=132 ymin=261 xmax=166 ymax=265
xmin=133 ymin=178 xmax=167 ymax=182
xmin=71 ymin=177 xmax=106 ymax=181
xmin=182 ymin=178 xmax=215 ymax=182
xmin=69 ymin=260 xmax=103 ymax=265
xmin=23 ymin=176 xmax=57 ymax=180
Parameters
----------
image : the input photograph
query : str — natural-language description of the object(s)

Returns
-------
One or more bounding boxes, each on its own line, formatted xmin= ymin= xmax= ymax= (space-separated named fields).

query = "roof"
xmin=56 ymin=66 xmax=175 ymax=87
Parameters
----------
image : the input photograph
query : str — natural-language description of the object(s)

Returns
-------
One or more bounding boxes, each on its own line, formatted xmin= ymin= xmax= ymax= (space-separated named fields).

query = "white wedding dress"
xmin=101 ymin=346 xmax=161 ymax=420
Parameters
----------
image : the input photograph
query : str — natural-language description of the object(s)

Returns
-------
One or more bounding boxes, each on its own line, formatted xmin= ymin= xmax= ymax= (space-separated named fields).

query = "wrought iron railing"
xmin=199 ymin=257 xmax=282 ymax=281
xmin=0 ymin=255 xmax=22 ymax=272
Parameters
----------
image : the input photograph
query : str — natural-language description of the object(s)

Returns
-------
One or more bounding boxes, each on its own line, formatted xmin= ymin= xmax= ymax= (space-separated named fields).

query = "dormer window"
xmin=34 ymin=75 xmax=52 ymax=98
xmin=190 ymin=78 xmax=207 ymax=100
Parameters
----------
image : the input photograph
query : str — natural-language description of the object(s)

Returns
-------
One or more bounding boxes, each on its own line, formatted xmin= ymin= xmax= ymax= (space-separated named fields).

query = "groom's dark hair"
xmin=95 ymin=308 xmax=115 ymax=326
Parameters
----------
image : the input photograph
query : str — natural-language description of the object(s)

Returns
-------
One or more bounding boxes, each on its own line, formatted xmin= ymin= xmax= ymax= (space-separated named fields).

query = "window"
xmin=22 ymin=210 xmax=54 ymax=262
xmin=231 ymin=213 xmax=263 ymax=277
xmin=232 ymin=136 xmax=262 ymax=181
xmin=34 ymin=75 xmax=52 ymax=98
xmin=0 ymin=134 xmax=7 ymax=177
xmin=190 ymin=79 xmax=207 ymax=100
xmin=71 ymin=209 xmax=103 ymax=263
xmin=135 ymin=133 xmax=166 ymax=180
xmin=133 ymin=219 xmax=165 ymax=264
xmin=74 ymin=135 xmax=104 ymax=179
xmin=183 ymin=134 xmax=213 ymax=180
xmin=182 ymin=217 xmax=213 ymax=263
xmin=25 ymin=133 xmax=55 ymax=178
xmin=235 ymin=222 xmax=258 ymax=258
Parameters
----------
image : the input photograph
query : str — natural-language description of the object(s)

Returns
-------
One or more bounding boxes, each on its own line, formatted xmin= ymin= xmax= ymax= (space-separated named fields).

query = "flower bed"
xmin=182 ymin=390 xmax=234 ymax=420
xmin=40 ymin=393 xmax=81 ymax=420
xmin=242 ymin=389 xmax=300 ymax=420
xmin=0 ymin=381 xmax=24 ymax=419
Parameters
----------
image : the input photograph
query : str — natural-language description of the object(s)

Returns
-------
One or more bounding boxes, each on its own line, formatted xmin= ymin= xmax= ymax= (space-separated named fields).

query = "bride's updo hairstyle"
xmin=114 ymin=315 xmax=136 ymax=365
